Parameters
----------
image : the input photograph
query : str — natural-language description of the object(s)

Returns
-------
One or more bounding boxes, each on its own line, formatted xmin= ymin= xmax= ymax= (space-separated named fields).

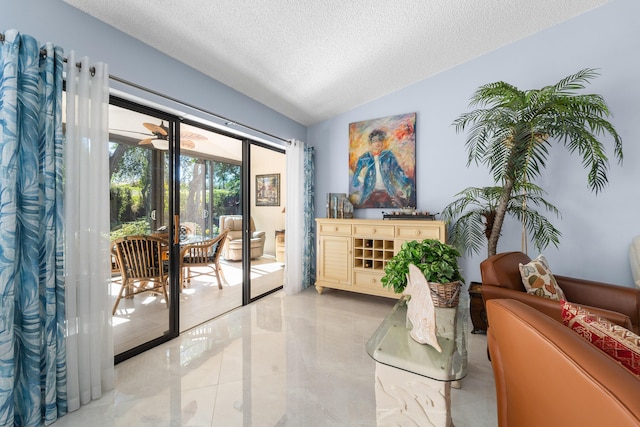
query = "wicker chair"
xmin=110 ymin=241 xmax=121 ymax=284
xmin=112 ymin=235 xmax=169 ymax=315
xmin=179 ymin=230 xmax=228 ymax=289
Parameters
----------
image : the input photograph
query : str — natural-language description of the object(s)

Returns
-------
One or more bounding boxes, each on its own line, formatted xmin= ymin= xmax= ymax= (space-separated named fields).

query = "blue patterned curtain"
xmin=0 ymin=30 xmax=67 ymax=426
xmin=284 ymin=140 xmax=315 ymax=294
xmin=302 ymin=145 xmax=316 ymax=288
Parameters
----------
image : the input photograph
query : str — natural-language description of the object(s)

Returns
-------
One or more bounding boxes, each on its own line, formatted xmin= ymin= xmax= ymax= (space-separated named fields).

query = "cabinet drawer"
xmin=353 ymin=270 xmax=386 ymax=292
xmin=396 ymin=225 xmax=442 ymax=240
xmin=318 ymin=222 xmax=352 ymax=235
xmin=353 ymin=224 xmax=395 ymax=238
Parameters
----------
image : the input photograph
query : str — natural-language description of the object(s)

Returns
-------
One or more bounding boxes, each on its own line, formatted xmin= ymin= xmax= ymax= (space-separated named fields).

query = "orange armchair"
xmin=487 ymin=299 xmax=640 ymax=426
xmin=480 ymin=251 xmax=640 ymax=333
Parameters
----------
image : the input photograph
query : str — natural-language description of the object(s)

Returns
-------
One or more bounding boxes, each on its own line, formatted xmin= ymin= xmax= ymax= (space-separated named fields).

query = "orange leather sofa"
xmin=480 ymin=251 xmax=640 ymax=333
xmin=486 ymin=299 xmax=640 ymax=426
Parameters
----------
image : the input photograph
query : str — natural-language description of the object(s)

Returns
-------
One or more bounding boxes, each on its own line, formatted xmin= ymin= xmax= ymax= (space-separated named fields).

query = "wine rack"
xmin=353 ymin=238 xmax=395 ymax=270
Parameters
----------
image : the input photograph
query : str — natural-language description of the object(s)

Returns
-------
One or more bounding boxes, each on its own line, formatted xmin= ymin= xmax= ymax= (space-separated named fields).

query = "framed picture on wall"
xmin=256 ymin=173 xmax=280 ymax=206
xmin=348 ymin=112 xmax=416 ymax=209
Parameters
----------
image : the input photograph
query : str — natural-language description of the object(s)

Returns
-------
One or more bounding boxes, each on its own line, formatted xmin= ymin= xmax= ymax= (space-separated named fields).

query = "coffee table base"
xmin=374 ymin=362 xmax=453 ymax=427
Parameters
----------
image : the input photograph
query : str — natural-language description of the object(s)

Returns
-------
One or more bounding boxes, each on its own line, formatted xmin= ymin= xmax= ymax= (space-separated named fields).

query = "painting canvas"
xmin=348 ymin=113 xmax=416 ymax=209
xmin=256 ymin=173 xmax=280 ymax=206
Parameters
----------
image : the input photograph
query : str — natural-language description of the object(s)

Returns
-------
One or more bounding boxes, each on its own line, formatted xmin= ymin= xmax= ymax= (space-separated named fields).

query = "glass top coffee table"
xmin=366 ymin=294 xmax=468 ymax=426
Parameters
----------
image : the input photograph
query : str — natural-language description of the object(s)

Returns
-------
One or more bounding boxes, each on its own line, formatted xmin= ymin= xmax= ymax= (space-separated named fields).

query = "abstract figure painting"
xmin=349 ymin=113 xmax=416 ymax=209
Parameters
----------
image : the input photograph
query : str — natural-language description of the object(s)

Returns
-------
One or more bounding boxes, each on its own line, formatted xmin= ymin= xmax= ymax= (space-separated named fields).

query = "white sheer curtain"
xmin=284 ymin=139 xmax=315 ymax=295
xmin=63 ymin=52 xmax=114 ymax=411
xmin=284 ymin=139 xmax=305 ymax=294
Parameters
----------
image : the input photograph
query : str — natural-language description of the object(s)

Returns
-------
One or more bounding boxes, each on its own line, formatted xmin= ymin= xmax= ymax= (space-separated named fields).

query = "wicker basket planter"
xmin=428 ymin=281 xmax=461 ymax=308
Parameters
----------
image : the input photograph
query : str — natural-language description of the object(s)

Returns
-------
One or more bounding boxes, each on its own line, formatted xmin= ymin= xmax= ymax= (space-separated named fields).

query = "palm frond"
xmin=521 ymin=209 xmax=562 ymax=252
xmin=442 ymin=186 xmax=505 ymax=256
xmin=447 ymin=210 xmax=489 ymax=256
xmin=469 ymin=81 xmax=524 ymax=109
xmin=552 ymin=68 xmax=600 ymax=94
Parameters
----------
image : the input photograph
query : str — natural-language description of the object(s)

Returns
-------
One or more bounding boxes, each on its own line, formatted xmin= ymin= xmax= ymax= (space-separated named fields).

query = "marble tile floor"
xmin=113 ymin=258 xmax=285 ymax=355
xmin=55 ymin=287 xmax=498 ymax=427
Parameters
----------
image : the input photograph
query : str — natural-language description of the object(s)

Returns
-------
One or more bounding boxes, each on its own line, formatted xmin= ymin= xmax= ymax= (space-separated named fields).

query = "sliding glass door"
xmin=250 ymin=144 xmax=286 ymax=300
xmin=108 ymin=97 xmax=287 ymax=361
xmin=108 ymin=101 xmax=174 ymax=357
xmin=177 ymin=123 xmax=244 ymax=332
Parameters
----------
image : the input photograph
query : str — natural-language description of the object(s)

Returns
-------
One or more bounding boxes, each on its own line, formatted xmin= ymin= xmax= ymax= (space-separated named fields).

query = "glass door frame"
xmin=247 ymin=141 xmax=286 ymax=303
xmin=111 ymin=96 xmax=180 ymax=364
xmin=167 ymin=119 xmax=181 ymax=340
xmin=242 ymin=141 xmax=256 ymax=305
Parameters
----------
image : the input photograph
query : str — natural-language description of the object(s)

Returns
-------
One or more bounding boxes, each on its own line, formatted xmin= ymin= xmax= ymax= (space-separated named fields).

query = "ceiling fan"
xmin=138 ymin=121 xmax=169 ymax=146
xmin=138 ymin=121 xmax=207 ymax=150
xmin=111 ymin=121 xmax=205 ymax=150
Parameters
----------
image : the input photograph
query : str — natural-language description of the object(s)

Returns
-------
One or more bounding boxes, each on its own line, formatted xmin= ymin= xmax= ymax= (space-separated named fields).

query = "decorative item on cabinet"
xmin=325 ymin=193 xmax=353 ymax=218
xmin=382 ymin=210 xmax=437 ymax=220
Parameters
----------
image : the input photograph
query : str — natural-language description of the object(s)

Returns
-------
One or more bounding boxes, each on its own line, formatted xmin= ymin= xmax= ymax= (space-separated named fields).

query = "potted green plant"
xmin=381 ymin=239 xmax=464 ymax=295
xmin=443 ymin=68 xmax=622 ymax=258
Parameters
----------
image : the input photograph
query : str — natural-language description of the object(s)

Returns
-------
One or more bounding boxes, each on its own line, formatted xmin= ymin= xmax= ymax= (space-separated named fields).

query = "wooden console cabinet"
xmin=315 ymin=218 xmax=447 ymax=298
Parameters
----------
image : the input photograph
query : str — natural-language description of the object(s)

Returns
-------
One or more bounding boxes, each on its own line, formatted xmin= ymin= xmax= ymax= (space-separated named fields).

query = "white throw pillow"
xmin=519 ymin=254 xmax=566 ymax=301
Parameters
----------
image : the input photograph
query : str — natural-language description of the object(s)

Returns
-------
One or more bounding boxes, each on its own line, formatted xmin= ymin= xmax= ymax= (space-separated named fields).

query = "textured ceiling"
xmin=63 ymin=0 xmax=611 ymax=126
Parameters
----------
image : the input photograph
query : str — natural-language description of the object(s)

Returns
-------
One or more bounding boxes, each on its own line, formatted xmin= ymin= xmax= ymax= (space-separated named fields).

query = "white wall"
xmin=308 ymin=0 xmax=640 ymax=286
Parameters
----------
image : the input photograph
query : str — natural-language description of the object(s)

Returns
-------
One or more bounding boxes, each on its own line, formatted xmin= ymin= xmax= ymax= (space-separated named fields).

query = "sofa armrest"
xmin=480 ymin=251 xmax=531 ymax=291
xmin=226 ymin=230 xmax=243 ymax=242
xmin=252 ymin=230 xmax=266 ymax=241
xmin=557 ymin=275 xmax=640 ymax=333
xmin=482 ymin=284 xmax=633 ymax=330
xmin=486 ymin=299 xmax=640 ymax=426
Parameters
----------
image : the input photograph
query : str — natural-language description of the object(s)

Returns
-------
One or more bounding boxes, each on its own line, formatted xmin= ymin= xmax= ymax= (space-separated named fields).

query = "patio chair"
xmin=180 ymin=230 xmax=228 ymax=289
xmin=112 ymin=234 xmax=169 ymax=315
xmin=110 ymin=241 xmax=121 ymax=284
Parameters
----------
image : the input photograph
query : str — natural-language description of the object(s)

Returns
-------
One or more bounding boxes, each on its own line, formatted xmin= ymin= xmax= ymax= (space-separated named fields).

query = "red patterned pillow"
xmin=561 ymin=300 xmax=640 ymax=378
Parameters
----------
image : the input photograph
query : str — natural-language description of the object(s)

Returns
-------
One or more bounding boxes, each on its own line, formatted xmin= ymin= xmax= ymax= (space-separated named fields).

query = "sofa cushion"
xmin=518 ymin=254 xmax=566 ymax=300
xmin=561 ymin=300 xmax=640 ymax=378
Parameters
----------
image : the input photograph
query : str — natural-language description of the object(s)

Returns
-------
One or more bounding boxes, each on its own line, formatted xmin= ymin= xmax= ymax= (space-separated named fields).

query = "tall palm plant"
xmin=444 ymin=68 xmax=622 ymax=258
xmin=442 ymin=184 xmax=561 ymax=257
